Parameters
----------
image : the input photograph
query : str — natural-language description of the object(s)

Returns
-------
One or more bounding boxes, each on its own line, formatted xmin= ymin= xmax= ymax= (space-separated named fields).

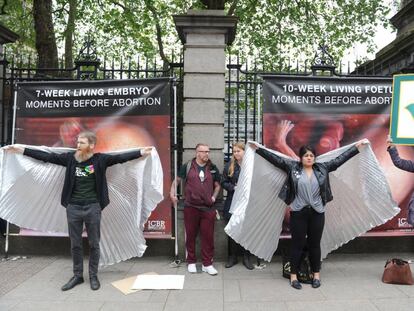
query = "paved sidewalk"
xmin=0 ymin=253 xmax=414 ymax=311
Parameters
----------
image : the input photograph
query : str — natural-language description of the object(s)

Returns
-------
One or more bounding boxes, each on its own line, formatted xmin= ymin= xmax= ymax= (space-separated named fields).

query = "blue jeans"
xmin=66 ymin=203 xmax=101 ymax=278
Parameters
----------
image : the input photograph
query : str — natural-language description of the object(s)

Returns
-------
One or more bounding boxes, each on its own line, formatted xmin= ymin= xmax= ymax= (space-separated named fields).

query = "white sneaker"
xmin=202 ymin=265 xmax=218 ymax=276
xmin=187 ymin=263 xmax=197 ymax=273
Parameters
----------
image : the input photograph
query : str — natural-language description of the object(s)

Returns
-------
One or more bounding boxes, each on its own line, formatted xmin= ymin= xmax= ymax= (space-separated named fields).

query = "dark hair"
xmin=299 ymin=145 xmax=316 ymax=159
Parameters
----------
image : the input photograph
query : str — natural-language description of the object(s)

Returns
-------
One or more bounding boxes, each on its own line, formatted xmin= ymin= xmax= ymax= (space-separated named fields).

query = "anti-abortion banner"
xmin=15 ymin=78 xmax=172 ymax=238
xmin=263 ymin=75 xmax=414 ymax=236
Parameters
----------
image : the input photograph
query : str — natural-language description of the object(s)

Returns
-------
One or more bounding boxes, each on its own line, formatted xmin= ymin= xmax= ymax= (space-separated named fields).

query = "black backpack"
xmin=282 ymin=250 xmax=314 ymax=284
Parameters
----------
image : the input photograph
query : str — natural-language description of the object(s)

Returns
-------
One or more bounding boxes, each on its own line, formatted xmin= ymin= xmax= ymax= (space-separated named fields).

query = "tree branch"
xmin=1 ymin=0 xmax=8 ymax=15
xmin=64 ymin=0 xmax=77 ymax=70
xmin=227 ymin=0 xmax=238 ymax=16
xmin=144 ymin=0 xmax=170 ymax=66
xmin=111 ymin=1 xmax=127 ymax=11
xmin=52 ymin=8 xmax=67 ymax=15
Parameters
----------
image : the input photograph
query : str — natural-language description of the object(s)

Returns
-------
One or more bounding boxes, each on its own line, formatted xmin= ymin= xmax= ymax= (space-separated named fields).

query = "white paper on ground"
xmin=131 ymin=275 xmax=185 ymax=290
xmin=111 ymin=272 xmax=158 ymax=295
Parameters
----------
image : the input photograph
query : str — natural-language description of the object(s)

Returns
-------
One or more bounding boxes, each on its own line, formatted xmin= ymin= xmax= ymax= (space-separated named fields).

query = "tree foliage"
xmin=231 ymin=0 xmax=393 ymax=67
xmin=0 ymin=0 xmax=396 ymax=68
xmin=0 ymin=0 xmax=36 ymax=56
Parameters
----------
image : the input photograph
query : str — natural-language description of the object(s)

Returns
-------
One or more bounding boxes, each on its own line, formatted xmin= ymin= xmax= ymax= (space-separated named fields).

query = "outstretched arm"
xmin=105 ymin=147 xmax=152 ymax=166
xmin=5 ymin=145 xmax=69 ymax=166
xmin=250 ymin=142 xmax=296 ymax=172
xmin=387 ymin=144 xmax=414 ymax=173
xmin=323 ymin=140 xmax=367 ymax=172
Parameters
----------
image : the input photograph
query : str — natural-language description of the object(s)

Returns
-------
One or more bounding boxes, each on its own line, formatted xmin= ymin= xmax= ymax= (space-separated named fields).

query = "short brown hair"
xmin=78 ymin=131 xmax=97 ymax=145
xmin=195 ymin=143 xmax=209 ymax=150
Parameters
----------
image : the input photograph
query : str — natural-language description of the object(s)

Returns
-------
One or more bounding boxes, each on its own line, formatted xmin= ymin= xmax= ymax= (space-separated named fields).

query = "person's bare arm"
xmin=170 ymin=176 xmax=182 ymax=205
xmin=211 ymin=181 xmax=221 ymax=203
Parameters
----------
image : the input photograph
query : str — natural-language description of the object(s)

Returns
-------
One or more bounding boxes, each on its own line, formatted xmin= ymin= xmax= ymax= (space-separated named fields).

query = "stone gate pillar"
xmin=174 ymin=10 xmax=237 ymax=170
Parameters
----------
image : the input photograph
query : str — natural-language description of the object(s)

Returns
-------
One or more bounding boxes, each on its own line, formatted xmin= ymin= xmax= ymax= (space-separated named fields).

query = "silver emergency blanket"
xmin=0 ymin=145 xmax=163 ymax=266
xmin=225 ymin=141 xmax=400 ymax=262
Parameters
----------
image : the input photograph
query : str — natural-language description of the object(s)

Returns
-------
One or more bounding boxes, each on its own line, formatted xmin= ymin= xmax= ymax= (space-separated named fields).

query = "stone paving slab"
xmin=285 ymin=299 xmax=379 ymax=311
xmin=0 ymin=256 xmax=58 ymax=297
xmin=371 ymin=298 xmax=414 ymax=311
xmin=224 ymin=301 xmax=287 ymax=311
xmin=1 ymin=253 xmax=414 ymax=310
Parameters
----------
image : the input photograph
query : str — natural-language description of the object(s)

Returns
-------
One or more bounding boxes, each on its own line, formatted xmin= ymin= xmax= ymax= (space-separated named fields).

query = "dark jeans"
xmin=290 ymin=207 xmax=325 ymax=274
xmin=66 ymin=203 xmax=101 ymax=278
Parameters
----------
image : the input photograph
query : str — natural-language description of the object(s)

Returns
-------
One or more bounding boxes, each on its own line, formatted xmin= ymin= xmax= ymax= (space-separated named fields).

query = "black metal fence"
xmin=0 ymin=39 xmax=184 ymax=148
xmin=224 ymin=45 xmax=387 ymax=160
xmin=1 ymin=42 xmax=390 ymax=164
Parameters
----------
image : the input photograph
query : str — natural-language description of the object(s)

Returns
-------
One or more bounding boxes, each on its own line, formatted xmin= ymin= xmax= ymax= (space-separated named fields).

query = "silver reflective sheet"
xmin=0 ymin=145 xmax=163 ymax=266
xmin=225 ymin=142 xmax=400 ymax=262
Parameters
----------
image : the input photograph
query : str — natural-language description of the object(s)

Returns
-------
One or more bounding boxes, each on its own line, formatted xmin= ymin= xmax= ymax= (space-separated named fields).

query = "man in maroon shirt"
xmin=170 ymin=143 xmax=221 ymax=275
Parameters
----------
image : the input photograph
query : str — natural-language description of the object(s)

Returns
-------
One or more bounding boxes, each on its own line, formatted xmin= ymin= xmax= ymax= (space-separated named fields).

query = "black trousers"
xmin=225 ymin=219 xmax=248 ymax=257
xmin=0 ymin=218 xmax=6 ymax=237
xmin=66 ymin=203 xmax=101 ymax=278
xmin=290 ymin=207 xmax=325 ymax=274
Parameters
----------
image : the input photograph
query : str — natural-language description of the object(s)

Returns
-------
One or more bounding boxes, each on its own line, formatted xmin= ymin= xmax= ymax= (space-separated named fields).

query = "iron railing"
xmin=224 ymin=44 xmax=387 ymax=160
xmin=0 ymin=38 xmax=184 ymax=147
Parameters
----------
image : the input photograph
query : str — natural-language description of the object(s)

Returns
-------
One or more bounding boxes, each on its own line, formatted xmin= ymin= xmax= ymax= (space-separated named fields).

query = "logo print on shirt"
xmin=75 ymin=165 xmax=95 ymax=177
xmin=85 ymin=165 xmax=95 ymax=174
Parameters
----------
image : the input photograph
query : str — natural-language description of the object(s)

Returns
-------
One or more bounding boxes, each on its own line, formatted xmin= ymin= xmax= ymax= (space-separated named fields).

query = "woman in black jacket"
xmin=250 ymin=140 xmax=366 ymax=289
xmin=222 ymin=142 xmax=254 ymax=270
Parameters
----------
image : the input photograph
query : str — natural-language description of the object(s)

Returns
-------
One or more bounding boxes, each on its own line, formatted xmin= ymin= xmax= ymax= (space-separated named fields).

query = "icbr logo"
xmin=398 ymin=218 xmax=411 ymax=228
xmin=148 ymin=220 xmax=166 ymax=231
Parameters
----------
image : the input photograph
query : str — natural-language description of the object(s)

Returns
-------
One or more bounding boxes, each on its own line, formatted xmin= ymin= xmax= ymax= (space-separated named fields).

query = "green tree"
xmin=0 ymin=0 xmax=396 ymax=69
xmin=0 ymin=0 xmax=35 ymax=57
xmin=229 ymin=0 xmax=393 ymax=68
xmin=54 ymin=0 xmax=78 ymax=69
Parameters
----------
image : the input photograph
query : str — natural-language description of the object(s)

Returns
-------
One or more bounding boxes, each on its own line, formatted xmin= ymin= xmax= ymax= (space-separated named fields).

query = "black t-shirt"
xmin=70 ymin=160 xmax=98 ymax=204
